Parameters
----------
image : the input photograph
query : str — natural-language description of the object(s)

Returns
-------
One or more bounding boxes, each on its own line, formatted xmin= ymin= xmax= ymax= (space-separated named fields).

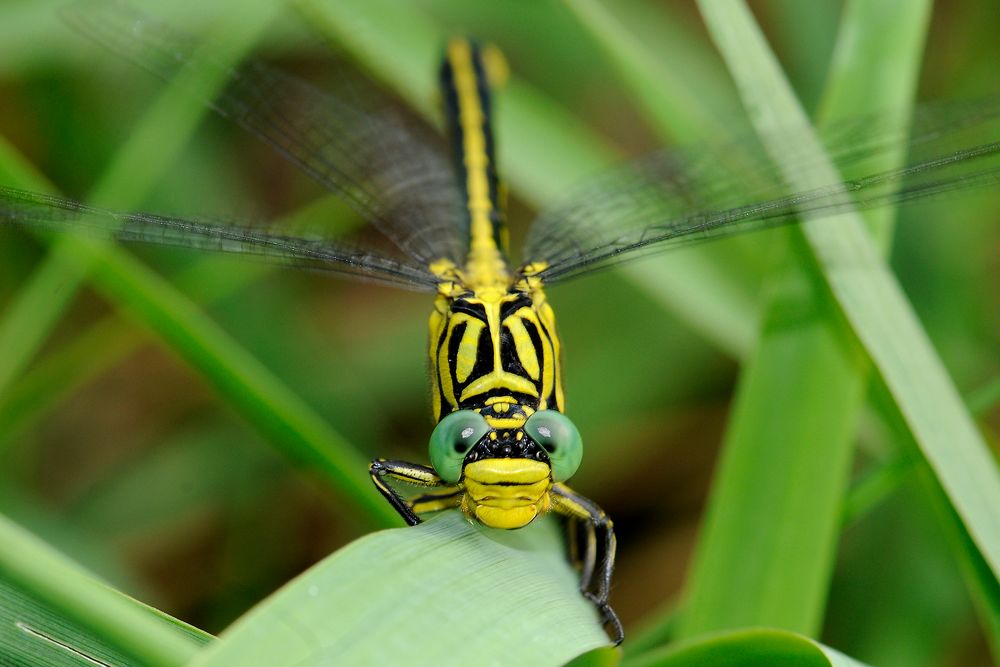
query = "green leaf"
xmin=623 ymin=628 xmax=868 ymax=667
xmin=0 ymin=514 xmax=210 ymax=667
xmin=188 ymin=511 xmax=610 ymax=666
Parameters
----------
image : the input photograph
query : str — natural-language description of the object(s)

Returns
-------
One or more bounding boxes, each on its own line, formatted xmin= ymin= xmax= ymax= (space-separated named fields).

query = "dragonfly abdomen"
xmin=440 ymin=38 xmax=510 ymax=289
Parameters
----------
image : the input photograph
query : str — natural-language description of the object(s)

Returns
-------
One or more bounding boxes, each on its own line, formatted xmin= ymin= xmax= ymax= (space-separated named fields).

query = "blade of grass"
xmin=187 ymin=512 xmax=611 ymax=666
xmin=565 ymin=0 xmax=930 ymax=640
xmin=0 ymin=193 xmax=361 ymax=454
xmin=563 ymin=0 xmax=730 ymax=144
xmin=0 ymin=4 xmax=398 ymax=527
xmin=864 ymin=376 xmax=1000 ymax=660
xmin=677 ymin=266 xmax=868 ymax=637
xmin=622 ymin=628 xmax=868 ymax=667
xmin=0 ymin=0 xmax=271 ymax=396
xmin=0 ymin=259 xmax=270 ymax=453
xmin=678 ymin=0 xmax=931 ymax=638
xmin=67 ymin=237 xmax=397 ymax=527
xmin=698 ymin=0 xmax=1000 ymax=579
xmin=0 ymin=513 xmax=211 ymax=667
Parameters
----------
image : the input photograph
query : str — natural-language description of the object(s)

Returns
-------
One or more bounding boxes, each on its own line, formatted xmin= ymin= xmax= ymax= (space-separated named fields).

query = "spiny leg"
xmin=552 ymin=483 xmax=623 ymax=645
xmin=369 ymin=459 xmax=455 ymax=526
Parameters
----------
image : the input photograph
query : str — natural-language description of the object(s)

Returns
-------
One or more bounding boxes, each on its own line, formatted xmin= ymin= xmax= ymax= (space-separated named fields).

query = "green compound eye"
xmin=524 ymin=410 xmax=583 ymax=482
xmin=429 ymin=410 xmax=490 ymax=483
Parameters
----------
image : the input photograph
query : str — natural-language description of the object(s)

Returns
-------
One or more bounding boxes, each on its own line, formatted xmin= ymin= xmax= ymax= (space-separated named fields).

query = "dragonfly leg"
xmin=409 ymin=488 xmax=463 ymax=515
xmin=566 ymin=513 xmax=598 ymax=597
xmin=552 ymin=483 xmax=623 ymax=645
xmin=369 ymin=459 xmax=451 ymax=526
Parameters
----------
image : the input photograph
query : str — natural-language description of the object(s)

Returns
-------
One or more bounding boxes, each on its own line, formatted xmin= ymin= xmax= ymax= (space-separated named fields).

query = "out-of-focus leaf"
xmin=0 ymin=515 xmax=210 ymax=667
xmin=624 ymin=628 xmax=867 ymax=667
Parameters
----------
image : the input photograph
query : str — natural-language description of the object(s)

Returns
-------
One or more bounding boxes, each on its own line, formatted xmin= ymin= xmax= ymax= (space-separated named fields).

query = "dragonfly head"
xmin=429 ymin=409 xmax=583 ymax=529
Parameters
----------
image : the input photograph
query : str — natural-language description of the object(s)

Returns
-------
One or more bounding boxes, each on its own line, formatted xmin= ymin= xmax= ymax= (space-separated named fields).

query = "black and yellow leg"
xmin=552 ymin=483 xmax=623 ymax=645
xmin=410 ymin=488 xmax=463 ymax=515
xmin=369 ymin=459 xmax=456 ymax=526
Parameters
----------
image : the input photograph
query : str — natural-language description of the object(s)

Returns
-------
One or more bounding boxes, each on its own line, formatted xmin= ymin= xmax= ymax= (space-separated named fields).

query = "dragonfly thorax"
xmin=428 ymin=261 xmax=565 ymax=430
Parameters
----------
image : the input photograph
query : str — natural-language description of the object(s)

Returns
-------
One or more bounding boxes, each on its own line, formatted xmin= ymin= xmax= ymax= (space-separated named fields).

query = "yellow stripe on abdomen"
xmin=445 ymin=39 xmax=508 ymax=289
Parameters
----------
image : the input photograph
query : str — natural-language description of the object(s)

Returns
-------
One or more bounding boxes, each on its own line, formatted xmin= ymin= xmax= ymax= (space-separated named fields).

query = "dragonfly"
xmin=3 ymin=1 xmax=1000 ymax=646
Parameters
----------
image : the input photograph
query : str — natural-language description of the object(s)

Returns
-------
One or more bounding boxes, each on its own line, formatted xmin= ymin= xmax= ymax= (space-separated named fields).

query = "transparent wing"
xmin=63 ymin=0 xmax=466 ymax=267
xmin=0 ymin=186 xmax=439 ymax=291
xmin=524 ymin=96 xmax=1000 ymax=282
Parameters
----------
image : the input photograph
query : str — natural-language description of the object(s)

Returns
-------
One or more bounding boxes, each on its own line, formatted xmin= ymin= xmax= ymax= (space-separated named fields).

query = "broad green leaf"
xmin=624 ymin=628 xmax=868 ymax=667
xmin=189 ymin=511 xmax=610 ymax=667
xmin=0 ymin=514 xmax=210 ymax=667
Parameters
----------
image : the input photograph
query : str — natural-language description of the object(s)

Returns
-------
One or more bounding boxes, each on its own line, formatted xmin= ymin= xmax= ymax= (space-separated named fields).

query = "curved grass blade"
xmin=0 ymin=0 xmax=273 ymax=409
xmin=676 ymin=0 xmax=930 ymax=639
xmin=0 ymin=259 xmax=272 ymax=455
xmin=187 ymin=512 xmax=610 ymax=667
xmin=697 ymin=0 xmax=1000 ymax=585
xmin=565 ymin=0 xmax=931 ymax=642
xmin=0 ymin=2 xmax=400 ymax=528
xmin=0 ymin=514 xmax=211 ymax=667
xmin=0 ymin=192 xmax=361 ymax=454
xmin=77 ymin=240 xmax=399 ymax=527
xmin=0 ymin=158 xmax=399 ymax=531
xmin=623 ymin=628 xmax=868 ymax=667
